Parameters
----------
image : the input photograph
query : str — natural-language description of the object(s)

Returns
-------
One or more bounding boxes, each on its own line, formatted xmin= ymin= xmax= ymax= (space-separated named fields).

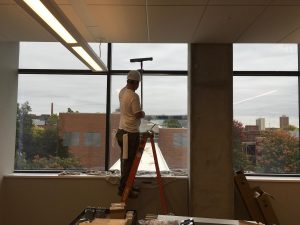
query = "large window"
xmin=18 ymin=42 xmax=300 ymax=175
xmin=16 ymin=43 xmax=188 ymax=175
xmin=233 ymin=44 xmax=300 ymax=175
xmin=16 ymin=74 xmax=107 ymax=170
xmin=19 ymin=42 xmax=107 ymax=70
xmin=109 ymin=75 xmax=188 ymax=173
xmin=110 ymin=43 xmax=187 ymax=174
xmin=112 ymin=43 xmax=187 ymax=70
xmin=233 ymin=44 xmax=298 ymax=71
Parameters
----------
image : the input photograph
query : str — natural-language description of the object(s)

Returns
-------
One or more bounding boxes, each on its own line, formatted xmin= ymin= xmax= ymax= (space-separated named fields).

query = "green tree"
xmin=30 ymin=126 xmax=69 ymax=158
xmin=257 ymin=130 xmax=300 ymax=173
xmin=67 ymin=107 xmax=74 ymax=113
xmin=162 ymin=118 xmax=182 ymax=128
xmin=232 ymin=120 xmax=254 ymax=172
xmin=30 ymin=155 xmax=82 ymax=169
xmin=47 ymin=114 xmax=58 ymax=126
xmin=283 ymin=124 xmax=297 ymax=131
xmin=15 ymin=102 xmax=33 ymax=163
xmin=15 ymin=102 xmax=79 ymax=169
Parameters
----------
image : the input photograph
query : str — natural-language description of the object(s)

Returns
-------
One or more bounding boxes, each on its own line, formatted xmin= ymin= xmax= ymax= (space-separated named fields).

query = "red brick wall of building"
xmin=158 ymin=128 xmax=188 ymax=169
xmin=58 ymin=113 xmax=188 ymax=170
xmin=58 ymin=113 xmax=120 ymax=170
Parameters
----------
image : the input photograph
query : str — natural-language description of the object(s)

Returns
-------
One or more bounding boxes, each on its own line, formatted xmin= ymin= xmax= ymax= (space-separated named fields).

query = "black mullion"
xmin=104 ymin=43 xmax=112 ymax=171
xmin=110 ymin=70 xmax=187 ymax=75
xmin=298 ymin=44 xmax=300 ymax=169
xmin=18 ymin=69 xmax=188 ymax=76
xmin=234 ymin=71 xmax=299 ymax=76
xmin=18 ymin=69 xmax=107 ymax=75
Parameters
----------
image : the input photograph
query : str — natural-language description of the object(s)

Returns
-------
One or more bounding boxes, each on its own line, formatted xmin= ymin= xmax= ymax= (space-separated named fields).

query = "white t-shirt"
xmin=118 ymin=86 xmax=142 ymax=132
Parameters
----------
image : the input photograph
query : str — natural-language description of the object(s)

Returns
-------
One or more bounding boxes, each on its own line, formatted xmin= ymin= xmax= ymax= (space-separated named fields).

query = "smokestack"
xmin=51 ymin=102 xmax=53 ymax=115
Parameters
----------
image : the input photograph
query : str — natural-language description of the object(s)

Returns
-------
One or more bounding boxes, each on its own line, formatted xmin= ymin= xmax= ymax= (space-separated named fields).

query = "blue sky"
xmin=18 ymin=43 xmax=299 ymax=127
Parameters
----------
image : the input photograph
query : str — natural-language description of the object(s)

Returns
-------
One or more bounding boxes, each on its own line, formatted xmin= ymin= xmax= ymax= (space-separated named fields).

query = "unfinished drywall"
xmin=189 ymin=44 xmax=234 ymax=218
xmin=0 ymin=42 xmax=19 ymax=222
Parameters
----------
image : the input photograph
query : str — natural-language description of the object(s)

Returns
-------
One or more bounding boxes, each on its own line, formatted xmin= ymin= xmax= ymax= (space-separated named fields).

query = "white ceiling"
xmin=2 ymin=0 xmax=300 ymax=43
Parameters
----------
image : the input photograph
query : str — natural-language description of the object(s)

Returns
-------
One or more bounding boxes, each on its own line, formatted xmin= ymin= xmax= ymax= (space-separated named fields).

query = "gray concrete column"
xmin=188 ymin=44 xmax=233 ymax=219
xmin=0 ymin=42 xmax=19 ymax=221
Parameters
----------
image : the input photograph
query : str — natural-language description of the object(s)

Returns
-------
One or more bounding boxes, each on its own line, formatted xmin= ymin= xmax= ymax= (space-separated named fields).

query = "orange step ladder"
xmin=120 ymin=130 xmax=169 ymax=215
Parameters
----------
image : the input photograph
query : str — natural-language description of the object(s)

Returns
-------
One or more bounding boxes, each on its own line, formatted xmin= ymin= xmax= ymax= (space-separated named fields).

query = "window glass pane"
xmin=63 ymin=132 xmax=80 ymax=147
xmin=15 ymin=74 xmax=107 ymax=171
xmin=19 ymin=42 xmax=107 ymax=70
xmin=233 ymin=44 xmax=298 ymax=71
xmin=84 ymin=132 xmax=101 ymax=147
xmin=110 ymin=75 xmax=188 ymax=175
xmin=112 ymin=43 xmax=187 ymax=70
xmin=233 ymin=76 xmax=299 ymax=174
xmin=173 ymin=133 xmax=187 ymax=148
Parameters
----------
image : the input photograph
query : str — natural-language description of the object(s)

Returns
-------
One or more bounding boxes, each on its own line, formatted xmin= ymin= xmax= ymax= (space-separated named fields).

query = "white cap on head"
xmin=127 ymin=70 xmax=141 ymax=82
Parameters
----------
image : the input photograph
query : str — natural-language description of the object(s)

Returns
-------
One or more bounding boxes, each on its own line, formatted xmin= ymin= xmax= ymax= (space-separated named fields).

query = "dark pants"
xmin=116 ymin=129 xmax=140 ymax=193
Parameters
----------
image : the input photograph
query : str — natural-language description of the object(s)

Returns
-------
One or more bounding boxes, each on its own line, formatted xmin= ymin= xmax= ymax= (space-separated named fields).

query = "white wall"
xmin=248 ymin=179 xmax=300 ymax=225
xmin=2 ymin=176 xmax=188 ymax=225
xmin=2 ymin=175 xmax=300 ymax=225
xmin=0 ymin=42 xmax=19 ymax=222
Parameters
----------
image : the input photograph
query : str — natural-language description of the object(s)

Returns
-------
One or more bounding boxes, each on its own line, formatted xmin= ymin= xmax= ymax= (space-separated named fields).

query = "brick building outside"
xmin=158 ymin=128 xmax=188 ymax=169
xmin=58 ymin=113 xmax=120 ymax=170
xmin=58 ymin=113 xmax=188 ymax=170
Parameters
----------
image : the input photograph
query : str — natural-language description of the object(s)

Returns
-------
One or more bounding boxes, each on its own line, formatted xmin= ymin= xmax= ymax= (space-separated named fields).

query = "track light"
xmin=72 ymin=46 xmax=102 ymax=71
xmin=23 ymin=0 xmax=77 ymax=44
xmin=15 ymin=0 xmax=107 ymax=71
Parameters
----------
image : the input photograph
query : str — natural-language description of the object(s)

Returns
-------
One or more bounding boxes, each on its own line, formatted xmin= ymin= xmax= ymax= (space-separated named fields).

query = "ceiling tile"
xmin=85 ymin=0 xmax=145 ymax=5
xmin=208 ymin=0 xmax=272 ymax=5
xmin=87 ymin=5 xmax=148 ymax=42
xmin=0 ymin=4 xmax=54 ymax=42
xmin=194 ymin=6 xmax=266 ymax=43
xmin=238 ymin=6 xmax=300 ymax=42
xmin=270 ymin=0 xmax=300 ymax=5
xmin=148 ymin=5 xmax=205 ymax=42
xmin=0 ymin=0 xmax=15 ymax=5
xmin=55 ymin=0 xmax=71 ymax=5
xmin=58 ymin=4 xmax=95 ymax=41
xmin=5 ymin=0 xmax=300 ymax=43
xmin=148 ymin=0 xmax=208 ymax=5
xmin=0 ymin=34 xmax=5 ymax=41
xmin=281 ymin=27 xmax=300 ymax=42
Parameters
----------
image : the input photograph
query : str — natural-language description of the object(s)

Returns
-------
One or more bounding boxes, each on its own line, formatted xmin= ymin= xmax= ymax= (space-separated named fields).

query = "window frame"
xmin=16 ymin=43 xmax=188 ymax=173
xmin=16 ymin=43 xmax=300 ymax=176
xmin=232 ymin=44 xmax=300 ymax=177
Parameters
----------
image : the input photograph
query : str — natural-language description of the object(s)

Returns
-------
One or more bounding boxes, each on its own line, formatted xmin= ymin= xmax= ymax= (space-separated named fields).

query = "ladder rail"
xmin=150 ymin=136 xmax=169 ymax=214
xmin=121 ymin=134 xmax=147 ymax=203
xmin=121 ymin=131 xmax=169 ymax=215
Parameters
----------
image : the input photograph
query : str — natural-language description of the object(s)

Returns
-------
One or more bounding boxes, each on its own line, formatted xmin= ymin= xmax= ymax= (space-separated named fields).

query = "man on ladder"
xmin=116 ymin=58 xmax=169 ymax=214
xmin=116 ymin=70 xmax=145 ymax=198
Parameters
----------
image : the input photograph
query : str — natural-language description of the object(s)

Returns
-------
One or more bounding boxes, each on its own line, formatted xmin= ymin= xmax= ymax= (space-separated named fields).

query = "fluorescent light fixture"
xmin=23 ymin=0 xmax=77 ymax=44
xmin=72 ymin=46 xmax=102 ymax=71
xmin=16 ymin=0 xmax=107 ymax=71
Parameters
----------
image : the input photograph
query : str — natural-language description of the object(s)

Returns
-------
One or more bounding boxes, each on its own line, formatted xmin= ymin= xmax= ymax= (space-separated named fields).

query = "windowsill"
xmin=246 ymin=175 xmax=300 ymax=183
xmin=5 ymin=173 xmax=188 ymax=179
xmin=4 ymin=173 xmax=300 ymax=183
xmin=5 ymin=173 xmax=103 ymax=178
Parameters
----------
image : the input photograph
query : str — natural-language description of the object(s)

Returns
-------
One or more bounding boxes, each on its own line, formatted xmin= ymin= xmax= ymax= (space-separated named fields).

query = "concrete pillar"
xmin=0 ymin=42 xmax=19 ymax=221
xmin=188 ymin=44 xmax=233 ymax=219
